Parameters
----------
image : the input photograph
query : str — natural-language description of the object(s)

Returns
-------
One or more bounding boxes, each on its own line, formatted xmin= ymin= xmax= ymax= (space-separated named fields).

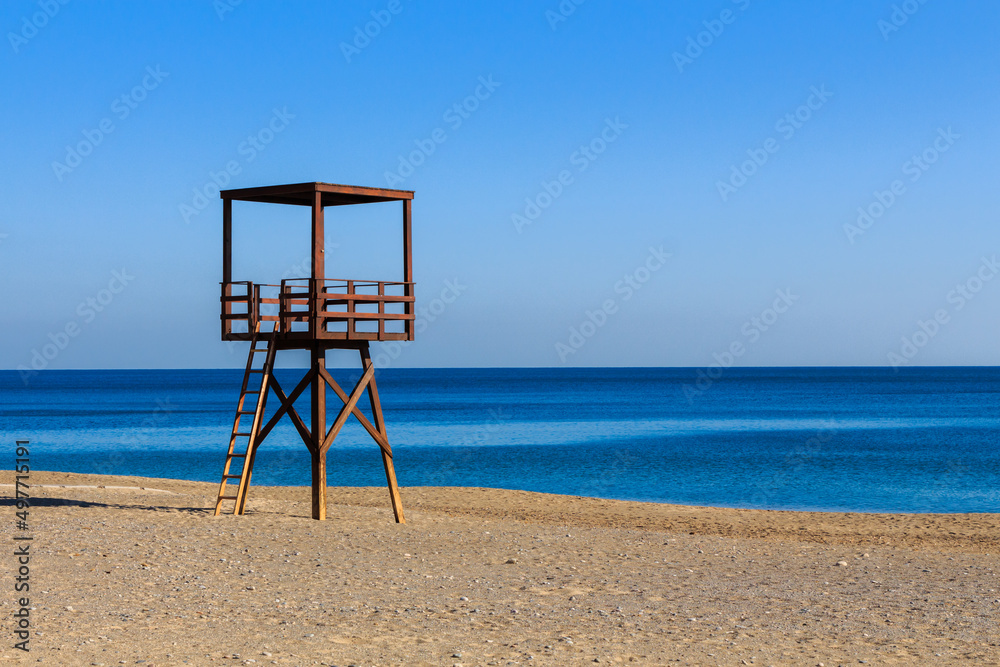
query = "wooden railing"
xmin=221 ymin=278 xmax=415 ymax=342
xmin=221 ymin=281 xmax=254 ymax=340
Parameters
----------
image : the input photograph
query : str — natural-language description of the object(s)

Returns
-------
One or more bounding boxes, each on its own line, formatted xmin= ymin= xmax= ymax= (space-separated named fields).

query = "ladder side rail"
xmin=214 ymin=321 xmax=264 ymax=515
xmin=234 ymin=317 xmax=280 ymax=514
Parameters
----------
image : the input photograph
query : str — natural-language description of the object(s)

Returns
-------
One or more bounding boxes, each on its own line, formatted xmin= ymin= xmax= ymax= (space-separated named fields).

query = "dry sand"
xmin=2 ymin=471 xmax=999 ymax=666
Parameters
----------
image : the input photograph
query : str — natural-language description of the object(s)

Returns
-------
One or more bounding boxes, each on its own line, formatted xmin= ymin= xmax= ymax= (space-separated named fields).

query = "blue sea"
xmin=2 ymin=367 xmax=1000 ymax=513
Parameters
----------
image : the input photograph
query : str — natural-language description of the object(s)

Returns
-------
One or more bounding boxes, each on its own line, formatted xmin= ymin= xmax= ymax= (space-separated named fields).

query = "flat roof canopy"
xmin=220 ymin=182 xmax=414 ymax=207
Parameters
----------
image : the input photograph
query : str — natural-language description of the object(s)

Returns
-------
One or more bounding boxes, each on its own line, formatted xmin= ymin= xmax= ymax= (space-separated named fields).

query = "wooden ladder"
xmin=214 ymin=321 xmax=277 ymax=516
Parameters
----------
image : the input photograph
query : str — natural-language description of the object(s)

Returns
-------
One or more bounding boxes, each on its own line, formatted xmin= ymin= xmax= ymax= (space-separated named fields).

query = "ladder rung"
xmin=248 ymin=369 xmax=265 ymax=373
xmin=234 ymin=432 xmax=253 ymax=437
xmin=237 ymin=410 xmax=257 ymax=415
xmin=223 ymin=474 xmax=243 ymax=479
xmin=218 ymin=495 xmax=239 ymax=500
xmin=245 ymin=390 xmax=260 ymax=394
xmin=229 ymin=453 xmax=247 ymax=458
xmin=250 ymin=348 xmax=268 ymax=353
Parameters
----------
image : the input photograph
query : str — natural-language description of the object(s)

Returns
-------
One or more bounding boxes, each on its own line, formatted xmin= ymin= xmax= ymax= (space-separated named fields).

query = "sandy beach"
xmin=1 ymin=471 xmax=998 ymax=666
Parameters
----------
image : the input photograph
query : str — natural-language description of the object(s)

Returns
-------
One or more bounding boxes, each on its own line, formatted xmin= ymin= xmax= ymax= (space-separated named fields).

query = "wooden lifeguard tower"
xmin=213 ymin=182 xmax=414 ymax=522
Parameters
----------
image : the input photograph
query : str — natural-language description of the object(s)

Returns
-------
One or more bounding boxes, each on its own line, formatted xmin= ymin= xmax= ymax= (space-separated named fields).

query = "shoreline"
xmin=3 ymin=470 xmax=999 ymax=664
xmin=13 ymin=470 xmax=1000 ymax=554
xmin=10 ymin=472 xmax=989 ymax=517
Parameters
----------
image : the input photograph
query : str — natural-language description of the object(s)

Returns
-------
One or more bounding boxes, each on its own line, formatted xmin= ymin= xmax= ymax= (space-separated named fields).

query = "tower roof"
xmin=220 ymin=182 xmax=414 ymax=207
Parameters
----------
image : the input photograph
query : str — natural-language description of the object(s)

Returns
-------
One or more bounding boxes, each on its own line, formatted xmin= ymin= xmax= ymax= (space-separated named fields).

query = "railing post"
xmin=311 ymin=278 xmax=319 ymax=338
xmin=221 ymin=282 xmax=228 ymax=340
xmin=346 ymin=280 xmax=355 ymax=339
xmin=251 ymin=283 xmax=259 ymax=335
xmin=378 ymin=282 xmax=385 ymax=339
xmin=408 ymin=283 xmax=414 ymax=340
xmin=278 ymin=280 xmax=285 ymax=334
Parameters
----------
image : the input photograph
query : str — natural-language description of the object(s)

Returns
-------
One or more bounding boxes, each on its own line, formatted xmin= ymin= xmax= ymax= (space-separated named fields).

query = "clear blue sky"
xmin=2 ymin=0 xmax=999 ymax=369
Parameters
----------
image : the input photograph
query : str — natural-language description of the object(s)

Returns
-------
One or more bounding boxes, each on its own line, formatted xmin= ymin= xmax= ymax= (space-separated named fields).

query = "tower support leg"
xmin=311 ymin=447 xmax=327 ymax=520
xmin=311 ymin=345 xmax=327 ymax=520
xmin=380 ymin=450 xmax=405 ymax=523
xmin=360 ymin=344 xmax=405 ymax=523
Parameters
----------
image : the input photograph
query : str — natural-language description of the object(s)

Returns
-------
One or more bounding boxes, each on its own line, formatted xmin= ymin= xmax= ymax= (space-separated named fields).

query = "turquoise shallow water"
xmin=3 ymin=367 xmax=1000 ymax=513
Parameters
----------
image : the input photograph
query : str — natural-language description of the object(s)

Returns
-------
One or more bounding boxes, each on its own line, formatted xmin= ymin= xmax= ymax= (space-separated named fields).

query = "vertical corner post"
xmin=310 ymin=187 xmax=328 ymax=520
xmin=311 ymin=189 xmax=325 ymax=338
xmin=222 ymin=197 xmax=233 ymax=339
xmin=402 ymin=198 xmax=413 ymax=340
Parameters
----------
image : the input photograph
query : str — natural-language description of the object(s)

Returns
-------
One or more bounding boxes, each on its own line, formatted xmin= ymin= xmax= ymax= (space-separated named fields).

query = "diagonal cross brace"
xmin=256 ymin=369 xmax=315 ymax=452
xmin=317 ymin=366 xmax=392 ymax=457
xmin=321 ymin=363 xmax=381 ymax=455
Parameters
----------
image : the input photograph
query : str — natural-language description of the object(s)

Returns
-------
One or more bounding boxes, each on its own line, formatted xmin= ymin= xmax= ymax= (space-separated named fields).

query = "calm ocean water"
xmin=2 ymin=367 xmax=999 ymax=513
